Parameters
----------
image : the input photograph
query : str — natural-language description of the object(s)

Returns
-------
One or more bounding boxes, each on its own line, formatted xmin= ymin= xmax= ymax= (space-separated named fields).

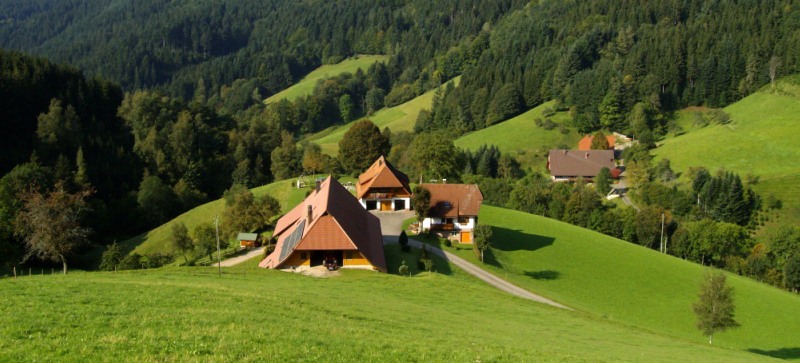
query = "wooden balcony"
xmin=430 ymin=223 xmax=455 ymax=231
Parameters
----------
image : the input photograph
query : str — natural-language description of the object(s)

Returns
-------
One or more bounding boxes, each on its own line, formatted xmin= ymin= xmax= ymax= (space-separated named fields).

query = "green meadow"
xmin=307 ymin=77 xmax=461 ymax=156
xmin=654 ymin=76 xmax=800 ymax=227
xmin=264 ymin=55 xmax=388 ymax=104
xmin=455 ymin=101 xmax=579 ymax=171
xmin=427 ymin=205 xmax=800 ymax=360
xmin=120 ymin=179 xmax=307 ymax=257
xmin=0 ymin=250 xmax=775 ymax=362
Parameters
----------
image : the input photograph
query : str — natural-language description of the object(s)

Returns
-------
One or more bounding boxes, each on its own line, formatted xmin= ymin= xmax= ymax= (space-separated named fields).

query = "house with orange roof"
xmin=578 ymin=134 xmax=616 ymax=150
xmin=356 ymin=156 xmax=412 ymax=211
xmin=418 ymin=183 xmax=483 ymax=243
xmin=259 ymin=176 xmax=386 ymax=272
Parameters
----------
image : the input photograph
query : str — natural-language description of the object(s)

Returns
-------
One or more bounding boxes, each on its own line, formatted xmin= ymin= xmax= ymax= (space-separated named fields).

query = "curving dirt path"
xmin=372 ymin=211 xmax=571 ymax=310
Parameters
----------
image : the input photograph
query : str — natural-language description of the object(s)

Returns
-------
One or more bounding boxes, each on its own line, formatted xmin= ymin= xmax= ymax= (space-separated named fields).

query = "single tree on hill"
xmin=338 ymin=120 xmax=390 ymax=173
xmin=474 ymin=225 xmax=493 ymax=263
xmin=171 ymin=222 xmax=193 ymax=264
xmin=693 ymin=271 xmax=740 ymax=344
xmin=14 ymin=182 xmax=93 ymax=274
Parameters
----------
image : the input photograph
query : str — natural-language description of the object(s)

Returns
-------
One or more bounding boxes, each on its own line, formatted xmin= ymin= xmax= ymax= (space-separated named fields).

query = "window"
xmin=446 ymin=218 xmax=454 ymax=224
xmin=458 ymin=217 xmax=469 ymax=225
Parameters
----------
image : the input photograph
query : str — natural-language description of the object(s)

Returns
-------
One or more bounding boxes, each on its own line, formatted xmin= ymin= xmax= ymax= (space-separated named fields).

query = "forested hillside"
xmin=0 ymin=0 xmax=526 ymax=99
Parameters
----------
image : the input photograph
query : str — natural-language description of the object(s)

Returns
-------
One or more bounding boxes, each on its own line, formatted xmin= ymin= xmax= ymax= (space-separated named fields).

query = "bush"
xmin=145 ymin=253 xmax=175 ymax=268
xmin=118 ymin=253 xmax=144 ymax=270
xmin=99 ymin=242 xmax=123 ymax=271
xmin=541 ymin=107 xmax=556 ymax=117
xmin=398 ymin=260 xmax=409 ymax=276
xmin=399 ymin=230 xmax=408 ymax=247
xmin=444 ymin=239 xmax=452 ymax=247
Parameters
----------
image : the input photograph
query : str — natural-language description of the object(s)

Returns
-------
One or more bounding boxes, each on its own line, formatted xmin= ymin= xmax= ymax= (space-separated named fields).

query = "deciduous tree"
xmin=338 ymin=120 xmax=390 ymax=173
xmin=14 ymin=183 xmax=93 ymax=274
xmin=474 ymin=224 xmax=493 ymax=262
xmin=411 ymin=186 xmax=431 ymax=224
xmin=693 ymin=271 xmax=740 ymax=344
xmin=170 ymin=222 xmax=193 ymax=263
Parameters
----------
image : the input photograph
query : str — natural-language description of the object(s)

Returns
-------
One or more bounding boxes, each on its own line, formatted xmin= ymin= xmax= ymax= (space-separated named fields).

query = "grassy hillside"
xmin=0 ymin=251 xmax=775 ymax=362
xmin=435 ymin=205 xmax=800 ymax=360
xmin=455 ymin=101 xmax=578 ymax=171
xmin=265 ymin=55 xmax=388 ymax=104
xmin=654 ymin=76 xmax=800 ymax=228
xmin=121 ymin=179 xmax=307 ymax=257
xmin=307 ymin=77 xmax=461 ymax=156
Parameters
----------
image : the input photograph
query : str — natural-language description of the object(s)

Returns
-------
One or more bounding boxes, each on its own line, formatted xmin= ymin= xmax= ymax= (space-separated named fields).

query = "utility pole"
xmin=660 ymin=212 xmax=665 ymax=254
xmin=214 ymin=215 xmax=221 ymax=277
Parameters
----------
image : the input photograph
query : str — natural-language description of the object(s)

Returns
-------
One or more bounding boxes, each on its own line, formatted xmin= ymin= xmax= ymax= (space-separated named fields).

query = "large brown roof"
xmin=260 ymin=176 xmax=386 ymax=272
xmin=548 ymin=150 xmax=615 ymax=178
xmin=418 ymin=183 xmax=483 ymax=218
xmin=356 ymin=156 xmax=411 ymax=199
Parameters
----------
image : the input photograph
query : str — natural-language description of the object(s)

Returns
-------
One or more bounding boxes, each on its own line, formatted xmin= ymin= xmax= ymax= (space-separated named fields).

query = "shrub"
xmin=99 ymin=242 xmax=123 ymax=271
xmin=145 ymin=253 xmax=174 ymax=268
xmin=424 ymin=258 xmax=434 ymax=272
xmin=118 ymin=253 xmax=144 ymax=270
xmin=444 ymin=239 xmax=452 ymax=247
xmin=541 ymin=107 xmax=556 ymax=117
xmin=398 ymin=260 xmax=409 ymax=276
xmin=399 ymin=230 xmax=408 ymax=247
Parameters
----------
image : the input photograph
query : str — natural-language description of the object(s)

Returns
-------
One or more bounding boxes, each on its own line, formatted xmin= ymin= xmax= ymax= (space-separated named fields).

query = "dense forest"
xmin=1 ymin=0 xmax=799 ymax=290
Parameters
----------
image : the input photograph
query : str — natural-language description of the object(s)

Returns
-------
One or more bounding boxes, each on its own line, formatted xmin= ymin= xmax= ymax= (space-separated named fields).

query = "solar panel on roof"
xmin=279 ymin=219 xmax=305 ymax=262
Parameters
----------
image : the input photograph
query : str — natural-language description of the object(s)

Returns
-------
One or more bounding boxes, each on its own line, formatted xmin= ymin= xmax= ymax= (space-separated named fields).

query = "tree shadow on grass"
xmin=748 ymin=347 xmax=800 ymax=360
xmin=522 ymin=270 xmax=561 ymax=280
xmin=489 ymin=226 xmax=555 ymax=253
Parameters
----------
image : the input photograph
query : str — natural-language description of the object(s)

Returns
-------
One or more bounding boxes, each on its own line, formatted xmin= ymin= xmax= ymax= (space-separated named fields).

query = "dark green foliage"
xmin=220 ymin=188 xmax=281 ymax=240
xmin=487 ymin=83 xmax=522 ymax=126
xmin=407 ymin=132 xmax=460 ymax=180
xmin=784 ymin=255 xmax=800 ymax=292
xmin=693 ymin=272 xmax=740 ymax=344
xmin=193 ymin=222 xmax=218 ymax=260
xmin=473 ymin=224 xmax=493 ymax=263
xmin=270 ymin=131 xmax=301 ymax=181
xmin=338 ymin=120 xmax=390 ymax=174
xmin=411 ymin=186 xmax=431 ymax=223
xmin=118 ymin=253 xmax=144 ymax=270
xmin=137 ymin=175 xmax=177 ymax=226
xmin=589 ymin=131 xmax=610 ymax=150
xmin=170 ymin=222 xmax=193 ymax=264
xmin=99 ymin=242 xmax=123 ymax=271
xmin=417 ymin=243 xmax=430 ymax=270
xmin=399 ymin=230 xmax=409 ymax=248
xmin=595 ymin=168 xmax=612 ymax=195
xmin=692 ymin=170 xmax=758 ymax=226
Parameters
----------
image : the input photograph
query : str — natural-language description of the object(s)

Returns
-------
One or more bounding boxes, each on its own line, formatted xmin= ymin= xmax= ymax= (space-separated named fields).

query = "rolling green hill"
xmin=454 ymin=101 xmax=579 ymax=171
xmin=120 ymin=179 xmax=307 ymax=257
xmin=653 ymin=76 xmax=800 ymax=228
xmin=307 ymin=77 xmax=461 ymax=156
xmin=434 ymin=205 xmax=800 ymax=360
xmin=0 ymin=250 xmax=776 ymax=362
xmin=264 ymin=55 xmax=388 ymax=104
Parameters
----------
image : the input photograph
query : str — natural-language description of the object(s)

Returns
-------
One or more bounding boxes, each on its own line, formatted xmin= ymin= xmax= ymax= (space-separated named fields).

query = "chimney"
xmin=307 ymin=205 xmax=313 ymax=225
xmin=442 ymin=178 xmax=447 ymax=184
xmin=585 ymin=153 xmax=589 ymax=158
xmin=315 ymin=180 xmax=321 ymax=193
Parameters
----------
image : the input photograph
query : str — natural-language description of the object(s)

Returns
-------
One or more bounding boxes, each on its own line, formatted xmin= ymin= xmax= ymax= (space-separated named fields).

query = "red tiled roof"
xmin=418 ymin=184 xmax=483 ymax=218
xmin=578 ymin=135 xmax=616 ymax=150
xmin=260 ymin=176 xmax=386 ymax=272
xmin=356 ymin=156 xmax=411 ymax=199
xmin=547 ymin=150 xmax=616 ymax=178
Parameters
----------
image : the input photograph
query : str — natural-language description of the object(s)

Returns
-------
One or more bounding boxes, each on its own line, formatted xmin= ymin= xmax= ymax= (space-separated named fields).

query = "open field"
xmin=425 ymin=205 xmax=800 ymax=360
xmin=455 ymin=101 xmax=578 ymax=172
xmin=0 ymin=252 xmax=775 ymax=362
xmin=307 ymin=77 xmax=461 ymax=156
xmin=264 ymin=55 xmax=388 ymax=104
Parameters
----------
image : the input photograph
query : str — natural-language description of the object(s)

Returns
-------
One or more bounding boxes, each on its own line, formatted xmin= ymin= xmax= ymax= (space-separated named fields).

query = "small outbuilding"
xmin=237 ymin=232 xmax=259 ymax=248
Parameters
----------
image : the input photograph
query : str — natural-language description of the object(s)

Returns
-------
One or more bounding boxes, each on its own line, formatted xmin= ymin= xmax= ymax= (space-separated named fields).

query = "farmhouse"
xmin=259 ymin=176 xmax=386 ymax=272
xmin=578 ymin=134 xmax=616 ymax=150
xmin=547 ymin=150 xmax=617 ymax=181
xmin=419 ymin=183 xmax=483 ymax=243
xmin=356 ymin=155 xmax=412 ymax=211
